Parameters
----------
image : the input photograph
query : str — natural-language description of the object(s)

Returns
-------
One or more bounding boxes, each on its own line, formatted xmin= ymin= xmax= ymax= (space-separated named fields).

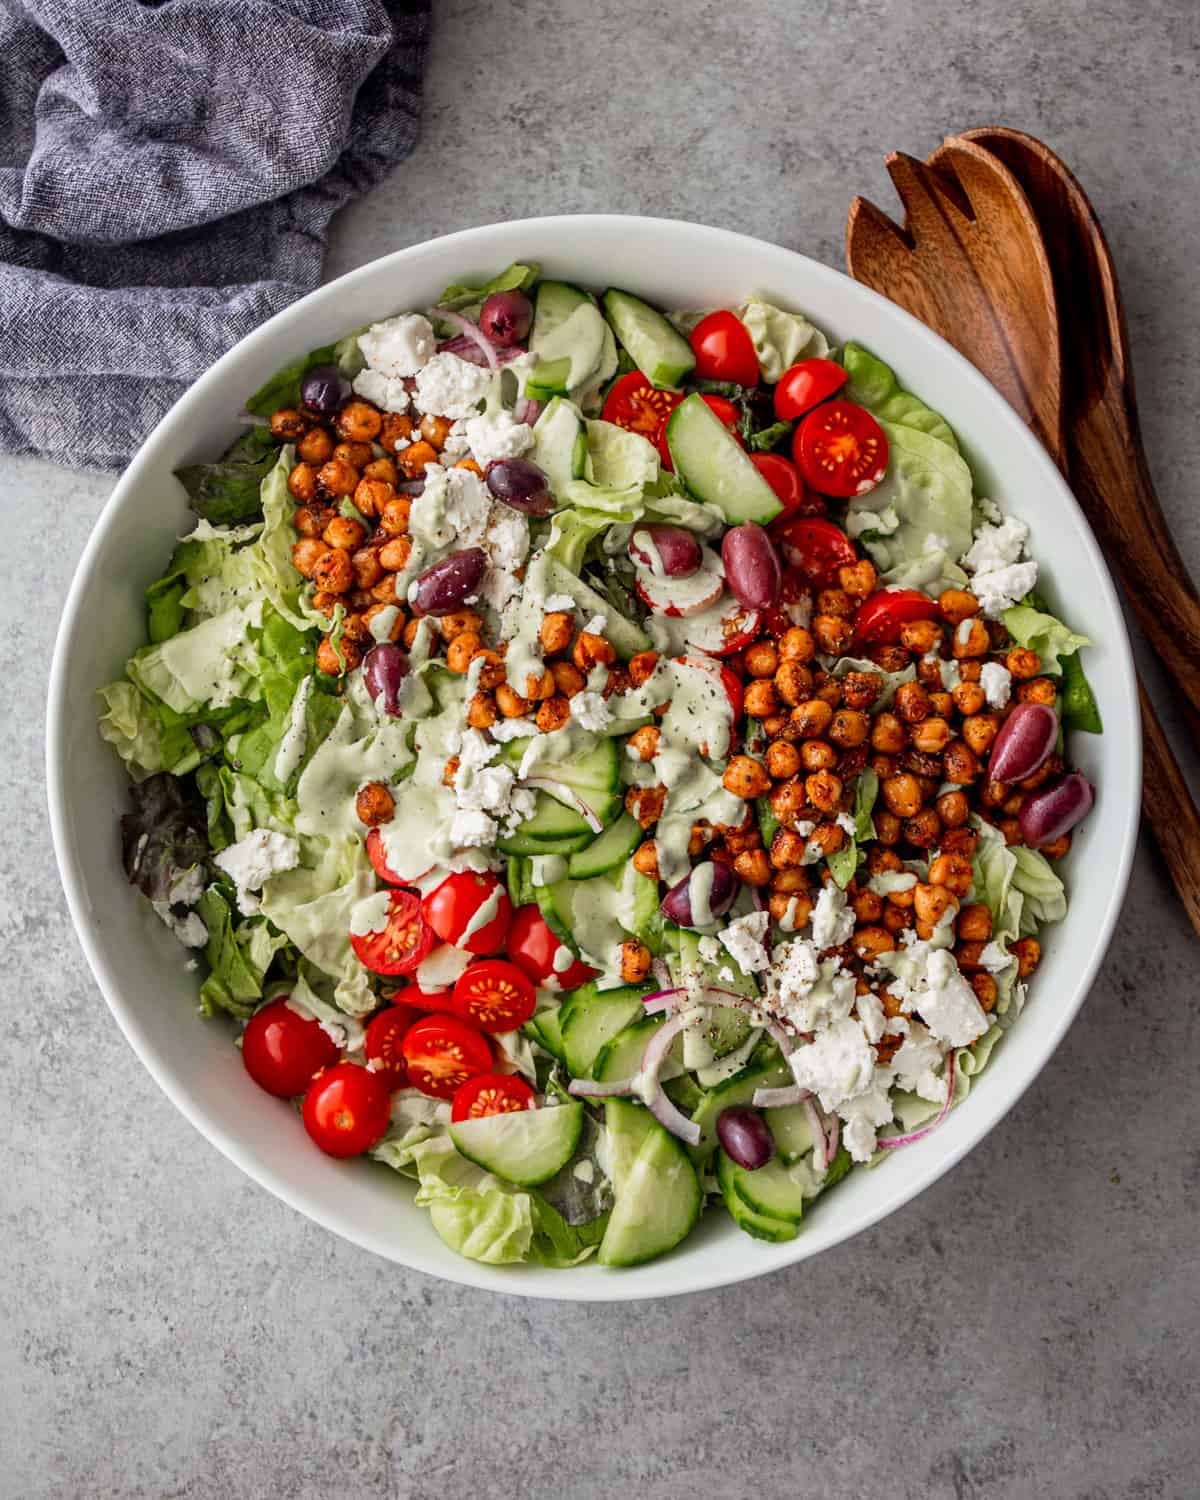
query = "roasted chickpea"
xmin=455 ymin=458 xmax=485 ymax=478
xmin=812 ymin=613 xmax=854 ymax=655
xmin=311 ymin=548 xmax=353 ymax=594
xmin=836 ymin=559 xmax=877 ymax=598
xmin=536 ymin=695 xmax=571 ymax=733
xmin=980 ymin=778 xmax=1009 ymax=809
xmin=1012 ymin=936 xmax=1041 ymax=977
xmin=734 ymin=849 xmax=771 ymax=886
xmin=938 ymin=588 xmax=981 ymax=625
xmin=363 ymin=456 xmax=399 ymax=486
xmin=853 ymin=926 xmax=897 ymax=962
xmin=632 ymin=840 xmax=660 ymax=879
xmin=768 ymin=890 xmax=814 ymax=927
xmin=340 ymin=612 xmax=371 ymax=647
xmin=524 ymin=668 xmax=558 ymax=702
xmin=893 ymin=681 xmax=931 ymax=724
xmin=621 ymin=940 xmax=653 ymax=985
xmin=628 ymin=650 xmax=659 ymax=687
xmin=874 ymin=809 xmax=902 ymax=846
xmin=779 ymin=627 xmax=816 ymax=664
xmin=936 ymin=789 xmax=970 ymax=828
xmin=882 ymin=772 xmax=923 ymax=818
xmin=628 ymin=725 xmax=661 ymax=762
xmin=724 ymin=755 xmax=771 ymax=799
xmin=379 ymin=412 xmax=415 ymax=453
xmin=735 ymin=678 xmax=773 ymax=719
xmin=960 ymin=713 xmax=999 ymax=757
xmin=445 ymin=631 xmax=483 ymax=674
xmin=957 ymin=904 xmax=993 ymax=942
xmin=799 ymin=739 xmax=837 ymax=772
xmin=840 ymin=671 xmax=884 ymax=711
xmin=916 ymin=656 xmax=944 ymax=689
xmin=765 ymin=740 xmax=801 ymax=779
xmin=828 ymin=709 xmax=870 ymax=748
xmin=769 ymin=829 xmax=808 ymax=869
xmin=316 ymin=636 xmax=360 ymax=675
xmin=928 ymin=851 xmax=974 ymax=898
xmin=1017 ymin=677 xmax=1058 ymax=706
xmin=335 ymin=400 xmax=383 ymax=443
xmin=287 ymin=462 xmax=319 ymax=502
xmin=551 ymin=660 xmax=586 ymax=698
xmin=928 ymin=690 xmax=954 ymax=718
xmin=315 ymin=457 xmax=359 ymax=498
xmin=913 ymin=881 xmax=958 ymax=929
xmin=951 ymin=617 xmax=990 ymax=658
xmin=851 ymin=887 xmax=884 ymax=924
xmin=1006 ymin=647 xmax=1042 ymax=679
xmin=769 ymin=777 xmax=810 ymax=831
xmin=401 ymin=617 xmax=422 ymax=649
xmin=333 ymin=440 xmax=373 ymax=470
xmin=942 ymin=740 xmax=982 ymax=784
xmin=770 ymin=868 xmax=810 ymax=897
xmin=805 ymin=769 xmax=843 ymax=812
xmin=950 ymin=680 xmax=986 ymax=716
xmin=467 ymin=692 xmax=497 ymax=729
xmin=626 ymin=785 xmax=666 ymax=828
xmin=347 ymin=547 xmax=381 ymax=592
xmin=903 ymin=809 xmax=943 ymax=849
xmin=789 ymin=698 xmax=834 ymax=739
xmin=573 ymin=632 xmax=616 ymax=672
xmin=868 ymin=644 xmax=910 ymax=674
xmin=355 ymin=780 xmax=395 ymax=827
xmin=882 ymin=904 xmax=915 ymax=936
xmin=999 ymin=817 xmax=1022 ymax=845
xmin=762 ymin=714 xmax=787 ymax=739
xmin=940 ymin=828 xmax=979 ymax=859
xmin=539 ymin=612 xmax=574 ymax=655
xmin=908 ymin=716 xmax=950 ymax=754
xmin=296 ymin=426 xmax=334 ymax=465
xmin=603 ymin=666 xmax=632 ymax=700
xmin=774 ymin=661 xmax=814 ymax=707
xmin=291 ymin=537 xmax=330 ymax=579
xmin=495 ymin=683 xmax=531 ymax=718
xmin=379 ymin=535 xmax=412 ymax=572
xmin=362 ymin=602 xmax=404 ymax=642
xmin=866 ymin=712 xmax=904 ymax=756
xmin=688 ymin=821 xmax=714 ymax=857
xmin=321 ymin=515 xmax=364 ymax=552
xmin=270 ymin=407 xmax=308 ymax=440
xmin=898 ymin=618 xmax=942 ymax=654
xmin=393 ymin=440 xmax=436 ymax=480
xmin=1040 ymin=833 xmax=1072 ymax=859
xmin=970 ymin=972 xmax=999 ymax=1012
xmin=816 ymin=587 xmax=855 ymax=620
xmin=744 ymin=641 xmax=780 ymax=678
xmin=418 ymin=412 xmax=454 ymax=450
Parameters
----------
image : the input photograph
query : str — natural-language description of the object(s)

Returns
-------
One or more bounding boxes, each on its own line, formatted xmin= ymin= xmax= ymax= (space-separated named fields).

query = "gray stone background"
xmin=3 ymin=1 xmax=1198 ymax=1496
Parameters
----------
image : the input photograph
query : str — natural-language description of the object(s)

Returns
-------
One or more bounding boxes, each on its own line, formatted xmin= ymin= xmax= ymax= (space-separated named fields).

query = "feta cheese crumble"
xmin=908 ymin=948 xmax=989 ymax=1046
xmin=960 ymin=513 xmax=1038 ymax=618
xmin=413 ymin=352 xmax=492 ymax=419
xmin=980 ymin=660 xmax=1013 ymax=709
xmin=352 ymin=367 xmax=410 ymax=413
xmin=463 ymin=409 xmax=535 ymax=468
xmin=214 ymin=829 xmax=300 ymax=915
xmin=358 ymin=312 xmax=435 ymax=377
xmin=717 ymin=910 xmax=770 ymax=974
xmin=810 ymin=882 xmax=855 ymax=951
xmin=570 ymin=691 xmax=612 ymax=733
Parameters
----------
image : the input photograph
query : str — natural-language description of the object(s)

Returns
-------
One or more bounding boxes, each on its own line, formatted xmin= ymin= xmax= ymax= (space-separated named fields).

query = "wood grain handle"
xmin=1073 ymin=400 xmax=1200 ymax=724
xmin=1138 ymin=680 xmax=1200 ymax=934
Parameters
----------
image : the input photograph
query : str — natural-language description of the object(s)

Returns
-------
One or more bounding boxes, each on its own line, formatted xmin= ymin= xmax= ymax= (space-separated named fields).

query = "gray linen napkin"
xmin=0 ymin=0 xmax=430 ymax=469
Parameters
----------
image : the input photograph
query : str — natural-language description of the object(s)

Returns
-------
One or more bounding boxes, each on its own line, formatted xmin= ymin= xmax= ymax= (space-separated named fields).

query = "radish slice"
xmin=633 ymin=546 xmax=724 ymax=617
xmin=682 ymin=594 xmax=762 ymax=656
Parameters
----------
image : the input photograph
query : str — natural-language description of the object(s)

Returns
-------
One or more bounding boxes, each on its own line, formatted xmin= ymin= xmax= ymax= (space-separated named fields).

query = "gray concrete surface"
xmin=3 ymin=1 xmax=1199 ymax=1495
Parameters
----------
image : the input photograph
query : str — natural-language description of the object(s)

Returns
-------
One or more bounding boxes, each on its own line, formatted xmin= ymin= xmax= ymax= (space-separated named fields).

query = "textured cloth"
xmin=0 ymin=0 xmax=430 ymax=468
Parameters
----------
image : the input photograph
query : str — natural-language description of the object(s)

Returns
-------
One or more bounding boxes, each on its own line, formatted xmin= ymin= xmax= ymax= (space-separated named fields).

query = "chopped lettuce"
xmin=738 ymin=297 xmax=829 ymax=383
xmin=245 ymin=345 xmax=337 ymax=418
xmin=119 ymin=773 xmax=209 ymax=904
xmin=195 ymin=885 xmax=287 ymax=1019
xmin=98 ymin=681 xmax=165 ymax=781
xmin=828 ymin=768 xmax=878 ymax=888
xmin=436 ymin=262 xmax=540 ymax=317
xmin=175 ymin=426 xmax=279 ymax=526
xmin=1002 ymin=600 xmax=1091 ymax=675
xmin=585 ymin=419 xmax=660 ymax=490
xmin=842 ymin=343 xmax=960 ymax=452
xmin=829 ymin=656 xmax=916 ymax=707
xmin=259 ymin=839 xmax=375 ymax=986
xmin=126 ymin=600 xmax=263 ymax=714
xmin=1011 ymin=846 xmax=1067 ymax=931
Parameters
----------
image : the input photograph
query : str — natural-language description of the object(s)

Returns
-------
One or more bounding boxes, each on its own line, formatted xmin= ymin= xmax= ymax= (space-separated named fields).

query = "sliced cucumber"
xmin=531 ymin=282 xmax=608 ymax=391
xmin=592 ymin=1013 xmax=665 ymax=1082
xmin=502 ymin=789 xmax=591 ymax=841
xmin=670 ymin=929 xmax=754 ymax=1059
xmin=495 ymin=827 xmax=595 ymax=857
xmin=689 ymin=1058 xmax=792 ymax=1163
xmin=531 ymin=279 xmax=592 ymax=340
xmin=716 ymin=1151 xmax=799 ymax=1242
xmin=450 ymin=1101 xmax=583 ymax=1187
xmin=531 ymin=396 xmax=588 ymax=500
xmin=528 ymin=1007 xmax=566 ymax=1063
xmin=603 ymin=288 xmax=696 ymax=388
xmin=535 ymin=883 xmax=574 ymax=947
xmin=599 ymin=1109 xmax=702 ymax=1266
xmin=498 ymin=728 xmax=619 ymax=795
xmin=543 ymin=556 xmax=651 ymax=659
xmin=505 ymin=855 xmax=534 ymax=909
xmin=560 ymin=982 xmax=648 ymax=1078
xmin=525 ymin=356 xmax=572 ymax=401
xmin=728 ymin=1154 xmax=809 ymax=1224
xmin=625 ymin=866 xmax=664 ymax=955
xmin=763 ymin=1102 xmax=818 ymax=1164
xmin=666 ymin=394 xmax=783 ymax=524
xmin=567 ymin=811 xmax=641 ymax=878
xmin=603 ymin=1097 xmax=658 ymax=1197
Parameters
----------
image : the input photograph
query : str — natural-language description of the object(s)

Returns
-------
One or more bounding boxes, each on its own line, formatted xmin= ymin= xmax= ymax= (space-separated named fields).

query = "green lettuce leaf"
xmin=827 ymin=769 xmax=878 ymax=888
xmin=970 ymin=817 xmax=1023 ymax=946
xmin=126 ymin=601 xmax=263 ymax=714
xmin=98 ymin=681 xmax=165 ymax=781
xmin=1011 ymin=846 xmax=1067 ymax=931
xmin=585 ymin=418 xmax=660 ymax=489
xmin=437 ymin=262 xmax=540 ymax=316
xmin=195 ymin=885 xmax=288 ymax=1019
xmin=829 ymin=656 xmax=916 ymax=707
xmin=529 ymin=1197 xmax=608 ymax=1267
xmin=842 ymin=343 xmax=959 ymax=451
xmin=1061 ymin=650 xmax=1103 ymax=734
xmin=245 ymin=345 xmax=337 ymax=418
xmin=259 ymin=836 xmax=375 ymax=985
xmin=1002 ymin=601 xmax=1091 ymax=675
xmin=405 ymin=1135 xmax=536 ymax=1264
xmin=175 ymin=426 xmax=279 ymax=526
xmin=738 ymin=297 xmax=829 ymax=383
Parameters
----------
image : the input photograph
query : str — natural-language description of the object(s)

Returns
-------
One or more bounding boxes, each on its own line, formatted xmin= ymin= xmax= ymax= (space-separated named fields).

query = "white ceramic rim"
xmin=47 ymin=215 xmax=1141 ymax=1300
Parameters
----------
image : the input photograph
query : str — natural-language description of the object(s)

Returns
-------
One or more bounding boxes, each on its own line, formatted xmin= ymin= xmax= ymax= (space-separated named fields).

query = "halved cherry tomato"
xmin=349 ymin=888 xmax=435 ymax=977
xmin=795 ymin=400 xmax=889 ymax=498
xmin=689 ymin=310 xmax=759 ymax=386
xmin=366 ymin=827 xmax=423 ymax=886
xmin=853 ymin=588 xmax=939 ymax=644
xmin=774 ymin=357 xmax=848 ymax=421
xmin=602 ymin=371 xmax=683 ymax=442
xmin=656 ymin=392 xmax=741 ymax=470
xmin=450 ymin=1072 xmax=535 ymax=1122
xmin=423 ymin=871 xmax=511 ymax=955
xmin=363 ymin=1003 xmax=420 ymax=1090
xmin=749 ymin=453 xmax=824 ymax=521
xmin=241 ymin=998 xmax=339 ymax=1099
xmin=302 ymin=1062 xmax=392 ymax=1157
xmin=506 ymin=904 xmax=597 ymax=990
xmin=452 ymin=958 xmax=537 ymax=1033
xmin=673 ymin=654 xmax=744 ymax=722
xmin=401 ymin=1013 xmax=493 ymax=1099
xmin=771 ymin=516 xmax=858 ymax=588
xmin=390 ymin=981 xmax=453 ymax=1013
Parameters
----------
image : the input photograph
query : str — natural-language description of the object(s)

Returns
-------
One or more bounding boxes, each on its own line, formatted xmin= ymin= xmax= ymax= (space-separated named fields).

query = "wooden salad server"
xmin=845 ymin=136 xmax=1200 ymax=934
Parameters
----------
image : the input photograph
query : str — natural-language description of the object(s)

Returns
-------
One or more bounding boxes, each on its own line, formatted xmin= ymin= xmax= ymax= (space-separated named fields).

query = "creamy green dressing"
xmin=460 ymin=883 xmax=503 ymax=942
xmin=273 ymin=675 xmax=313 ymax=784
xmin=530 ymin=854 xmax=568 ymax=887
xmin=349 ymin=889 xmax=392 ymax=936
xmin=368 ymin=605 xmax=401 ymax=643
xmin=294 ymin=704 xmax=414 ymax=846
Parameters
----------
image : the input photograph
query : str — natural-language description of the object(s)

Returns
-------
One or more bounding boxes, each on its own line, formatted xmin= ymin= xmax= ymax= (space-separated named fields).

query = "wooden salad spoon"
xmin=845 ymin=136 xmax=1200 ymax=934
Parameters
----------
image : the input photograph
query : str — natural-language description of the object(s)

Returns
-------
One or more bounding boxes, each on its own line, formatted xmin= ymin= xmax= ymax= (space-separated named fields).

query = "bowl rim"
xmin=46 ymin=214 xmax=1141 ymax=1300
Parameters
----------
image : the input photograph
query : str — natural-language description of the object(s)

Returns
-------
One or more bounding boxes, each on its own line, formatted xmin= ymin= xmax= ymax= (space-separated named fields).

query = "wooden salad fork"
xmin=846 ymin=135 xmax=1200 ymax=935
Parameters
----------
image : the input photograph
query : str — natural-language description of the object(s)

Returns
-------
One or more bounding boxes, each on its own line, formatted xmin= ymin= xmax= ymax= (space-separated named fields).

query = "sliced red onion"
xmin=878 ymin=1049 xmax=957 ymax=1150
xmin=521 ymin=777 xmax=604 ymax=833
xmin=752 ymin=1083 xmax=811 ymax=1109
xmin=395 ymin=478 xmax=426 ymax=496
xmin=804 ymin=1098 xmax=831 ymax=1171
xmin=567 ymin=1076 xmax=638 ymax=1099
xmin=513 ymin=396 xmax=542 ymax=426
xmin=639 ymin=1012 xmax=701 ymax=1146
xmin=430 ymin=308 xmax=498 ymax=370
xmin=641 ymin=986 xmax=685 ymax=1014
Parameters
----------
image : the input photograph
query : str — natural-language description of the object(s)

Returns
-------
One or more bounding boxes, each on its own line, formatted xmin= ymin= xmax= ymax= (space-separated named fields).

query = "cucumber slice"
xmin=498 ymin=727 xmax=620 ymax=795
xmin=528 ymin=1007 xmax=566 ymax=1063
xmin=598 ymin=1111 xmax=702 ymax=1266
xmin=525 ymin=356 xmax=572 ymax=400
xmin=531 ymin=396 xmax=588 ymax=500
xmin=567 ymin=811 xmax=641 ymax=878
xmin=689 ymin=1058 xmax=792 ymax=1163
xmin=450 ymin=1101 xmax=583 ymax=1188
xmin=603 ymin=288 xmax=696 ymax=388
xmin=560 ymin=982 xmax=647 ymax=1077
xmin=505 ymin=855 xmax=534 ymax=909
xmin=728 ymin=1154 xmax=809 ymax=1224
xmin=504 ymin=789 xmax=591 ymax=841
xmin=531 ymin=279 xmax=592 ymax=340
xmin=716 ymin=1151 xmax=799 ymax=1243
xmin=603 ymin=1097 xmax=658 ymax=1196
xmin=496 ymin=828 xmax=595 ymax=857
xmin=762 ymin=1102 xmax=818 ymax=1164
xmin=535 ymin=884 xmax=574 ymax=947
xmin=626 ymin=867 xmax=664 ymax=955
xmin=670 ymin=930 xmax=754 ymax=1059
xmin=543 ymin=556 xmax=651 ymax=659
xmin=531 ymin=283 xmax=608 ymax=390
xmin=666 ymin=393 xmax=783 ymax=524
xmin=592 ymin=1013 xmax=665 ymax=1082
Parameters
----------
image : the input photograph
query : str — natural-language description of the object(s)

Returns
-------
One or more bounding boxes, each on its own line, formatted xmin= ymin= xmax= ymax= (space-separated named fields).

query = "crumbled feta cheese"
xmin=167 ymin=865 xmax=205 ymax=907
xmin=464 ymin=409 xmax=535 ymax=468
xmin=835 ymin=811 xmax=858 ymax=837
xmin=352 ymin=367 xmax=410 ymax=413
xmin=978 ymin=940 xmax=1014 ymax=974
xmin=544 ymin=592 xmax=576 ymax=613
xmin=973 ymin=561 xmax=1039 ymax=619
xmin=440 ymin=420 xmax=472 ymax=460
xmin=856 ymin=989 xmax=886 ymax=1044
xmin=570 ymin=691 xmax=612 ymax=733
xmin=891 ymin=1020 xmax=949 ymax=1103
xmin=505 ymin=787 xmax=537 ymax=832
xmin=788 ymin=1017 xmax=876 ymax=1113
xmin=214 ymin=829 xmax=300 ymax=913
xmin=697 ymin=935 xmax=722 ymax=966
xmin=976 ymin=497 xmax=1003 ymax=525
xmin=769 ymin=935 xmax=820 ymax=1003
xmin=811 ymin=882 xmax=855 ymax=951
xmin=449 ymin=808 xmax=497 ymax=848
xmin=413 ymin=352 xmax=492 ymax=419
xmin=153 ymin=903 xmax=208 ymax=948
xmin=911 ymin=948 xmax=989 ymax=1046
xmin=717 ymin=910 xmax=770 ymax=974
xmin=583 ymin=614 xmax=607 ymax=636
xmin=489 ymin=717 xmax=538 ymax=742
xmin=961 ymin=515 xmax=1038 ymax=618
xmin=980 ymin=661 xmax=1012 ymax=709
xmin=838 ymin=1077 xmax=896 ymax=1162
xmin=358 ymin=312 xmax=435 ymax=377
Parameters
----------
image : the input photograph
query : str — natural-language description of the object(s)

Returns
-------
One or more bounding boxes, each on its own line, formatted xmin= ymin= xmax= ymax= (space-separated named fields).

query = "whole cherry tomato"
xmin=302 ymin=1063 xmax=392 ymax=1157
xmin=688 ymin=310 xmax=759 ymax=386
xmin=241 ymin=998 xmax=339 ymax=1099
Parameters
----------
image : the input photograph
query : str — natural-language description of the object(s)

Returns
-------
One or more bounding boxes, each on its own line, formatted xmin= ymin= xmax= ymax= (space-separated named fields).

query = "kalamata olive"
xmin=485 ymin=457 xmax=555 ymax=515
xmin=363 ymin=642 xmax=409 ymax=717
xmin=1018 ymin=772 xmax=1094 ymax=848
xmin=300 ymin=364 xmax=349 ymax=417
xmin=721 ymin=522 xmax=781 ymax=610
xmin=659 ymin=860 xmax=738 ymax=928
xmin=479 ymin=289 xmax=534 ymax=348
xmin=717 ymin=1105 xmax=776 ymax=1170
xmin=988 ymin=701 xmax=1059 ymax=783
xmin=413 ymin=548 xmax=487 ymax=616
xmin=628 ymin=524 xmax=702 ymax=579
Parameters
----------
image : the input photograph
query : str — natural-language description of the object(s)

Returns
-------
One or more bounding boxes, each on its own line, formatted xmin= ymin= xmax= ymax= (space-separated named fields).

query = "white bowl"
xmin=47 ymin=216 xmax=1140 ymax=1300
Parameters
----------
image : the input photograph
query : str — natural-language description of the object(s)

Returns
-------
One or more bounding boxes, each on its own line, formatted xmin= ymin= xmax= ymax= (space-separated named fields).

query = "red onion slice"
xmin=567 ymin=1076 xmax=638 ymax=1099
xmin=804 ymin=1098 xmax=831 ymax=1171
xmin=752 ymin=1083 xmax=811 ymax=1109
xmin=877 ymin=1049 xmax=957 ymax=1150
xmin=430 ymin=307 xmax=498 ymax=370
xmin=639 ymin=1013 xmax=701 ymax=1146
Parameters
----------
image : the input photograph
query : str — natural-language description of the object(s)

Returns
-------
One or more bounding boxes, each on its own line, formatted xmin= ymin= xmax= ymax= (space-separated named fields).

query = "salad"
xmin=99 ymin=263 xmax=1100 ymax=1269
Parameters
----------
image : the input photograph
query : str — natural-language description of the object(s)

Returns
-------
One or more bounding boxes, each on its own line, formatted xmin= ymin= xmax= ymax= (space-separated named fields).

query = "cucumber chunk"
xmin=495 ymin=827 xmax=595 ymax=857
xmin=689 ymin=1058 xmax=792 ymax=1163
xmin=524 ymin=356 xmax=572 ymax=400
xmin=603 ymin=288 xmax=697 ymax=388
xmin=716 ymin=1151 xmax=799 ymax=1242
xmin=602 ymin=1097 xmax=658 ymax=1197
xmin=527 ymin=1007 xmax=566 ymax=1063
xmin=592 ymin=1013 xmax=665 ymax=1083
xmin=670 ymin=929 xmax=754 ymax=1059
xmin=560 ymin=982 xmax=647 ymax=1077
xmin=502 ymin=789 xmax=591 ymax=842
xmin=727 ymin=1154 xmax=809 ymax=1224
xmin=450 ymin=1101 xmax=583 ymax=1187
xmin=531 ymin=396 xmax=588 ymax=500
xmin=531 ymin=283 xmax=608 ymax=390
xmin=666 ymin=393 xmax=783 ymax=524
xmin=599 ymin=1106 xmax=702 ymax=1265
xmin=761 ymin=1102 xmax=817 ymax=1164
xmin=567 ymin=812 xmax=641 ymax=878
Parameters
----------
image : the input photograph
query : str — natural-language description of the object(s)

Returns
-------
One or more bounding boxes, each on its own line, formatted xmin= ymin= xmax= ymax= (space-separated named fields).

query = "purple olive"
xmin=717 ymin=1106 xmax=776 ymax=1170
xmin=479 ymin=289 xmax=534 ymax=348
xmin=629 ymin=524 xmax=702 ymax=579
xmin=721 ymin=522 xmax=781 ymax=610
xmin=300 ymin=364 xmax=349 ymax=417
xmin=413 ymin=548 xmax=487 ymax=616
xmin=1019 ymin=772 xmax=1094 ymax=848
xmin=363 ymin=642 xmax=409 ymax=717
xmin=660 ymin=860 xmax=739 ymax=928
xmin=989 ymin=701 xmax=1059 ymax=783
xmin=485 ymin=457 xmax=555 ymax=516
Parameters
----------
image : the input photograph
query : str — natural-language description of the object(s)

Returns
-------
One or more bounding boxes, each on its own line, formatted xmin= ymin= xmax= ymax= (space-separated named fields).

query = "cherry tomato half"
xmin=853 ymin=588 xmax=939 ymax=644
xmin=450 ymin=1072 xmax=535 ymax=1122
xmin=242 ymin=998 xmax=339 ymax=1099
xmin=689 ymin=310 xmax=759 ymax=386
xmin=366 ymin=827 xmax=413 ymax=886
xmin=749 ymin=453 xmax=824 ymax=521
xmin=390 ymin=981 xmax=453 ymax=1013
xmin=656 ymin=392 xmax=741 ymax=470
xmin=506 ymin=903 xmax=598 ymax=990
xmin=452 ymin=958 xmax=537 ymax=1034
xmin=602 ymin=371 xmax=683 ymax=443
xmin=771 ymin=516 xmax=858 ymax=588
xmin=794 ymin=400 xmax=889 ymax=498
xmin=302 ymin=1062 xmax=392 ymax=1157
xmin=423 ymin=871 xmax=511 ymax=955
xmin=774 ymin=357 xmax=848 ymax=421
xmin=363 ymin=1003 xmax=421 ymax=1090
xmin=349 ymin=888 xmax=435 ymax=977
xmin=401 ymin=1013 xmax=493 ymax=1099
